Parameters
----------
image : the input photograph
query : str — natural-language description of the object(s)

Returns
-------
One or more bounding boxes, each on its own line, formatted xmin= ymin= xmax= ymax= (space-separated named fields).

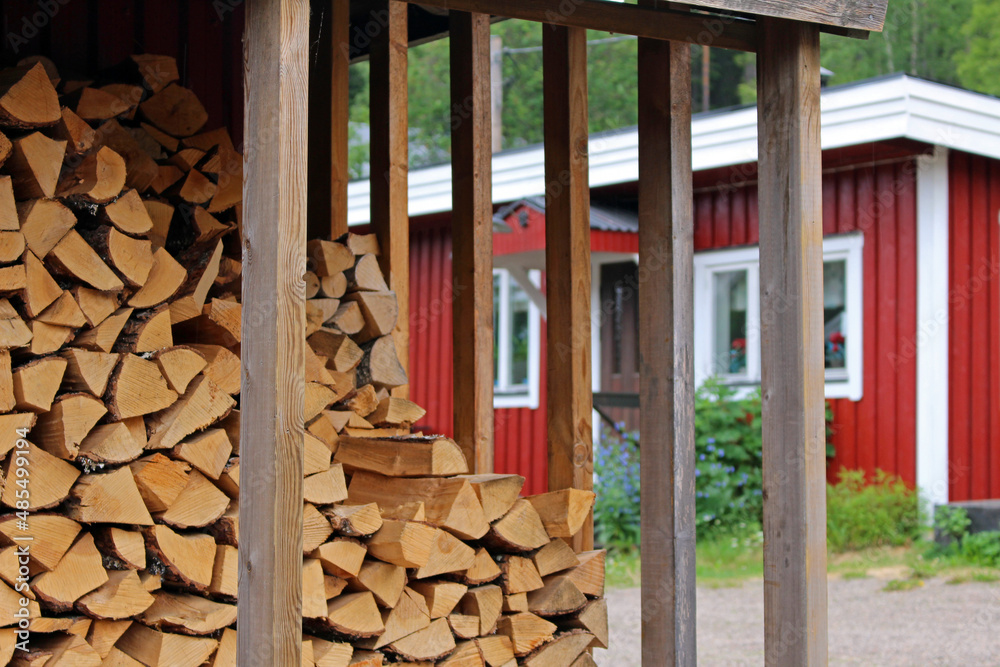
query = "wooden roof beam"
xmin=401 ymin=0 xmax=759 ymax=52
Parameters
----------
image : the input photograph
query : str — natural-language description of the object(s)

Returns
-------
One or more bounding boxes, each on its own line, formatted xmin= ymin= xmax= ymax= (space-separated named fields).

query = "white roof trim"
xmin=347 ymin=75 xmax=1000 ymax=225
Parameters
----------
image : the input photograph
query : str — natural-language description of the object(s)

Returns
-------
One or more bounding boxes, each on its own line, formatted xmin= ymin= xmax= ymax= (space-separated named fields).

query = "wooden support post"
xmin=370 ymin=0 xmax=410 ymax=397
xmin=637 ymin=24 xmax=697 ymax=666
xmin=543 ymin=25 xmax=593 ymax=552
xmin=239 ymin=0 xmax=309 ymax=664
xmin=308 ymin=0 xmax=351 ymax=240
xmin=756 ymin=17 xmax=828 ymax=666
xmin=450 ymin=11 xmax=494 ymax=473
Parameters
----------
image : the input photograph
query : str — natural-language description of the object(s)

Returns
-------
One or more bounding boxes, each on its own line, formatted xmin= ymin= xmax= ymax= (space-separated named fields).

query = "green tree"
xmin=954 ymin=0 xmax=1000 ymax=96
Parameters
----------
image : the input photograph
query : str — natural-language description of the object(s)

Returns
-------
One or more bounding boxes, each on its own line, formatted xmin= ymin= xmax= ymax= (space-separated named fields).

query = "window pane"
xmin=712 ymin=270 xmax=748 ymax=375
xmin=509 ymin=283 xmax=530 ymax=387
xmin=824 ymin=260 xmax=847 ymax=370
xmin=493 ymin=275 xmax=501 ymax=386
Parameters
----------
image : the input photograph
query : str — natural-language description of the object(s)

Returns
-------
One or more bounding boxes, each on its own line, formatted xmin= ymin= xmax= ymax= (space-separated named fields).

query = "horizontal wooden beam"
xmin=680 ymin=0 xmax=885 ymax=32
xmin=400 ymin=0 xmax=758 ymax=52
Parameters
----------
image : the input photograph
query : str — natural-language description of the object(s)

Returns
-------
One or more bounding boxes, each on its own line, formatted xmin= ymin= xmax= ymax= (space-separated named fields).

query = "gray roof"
xmin=493 ymin=197 xmax=638 ymax=233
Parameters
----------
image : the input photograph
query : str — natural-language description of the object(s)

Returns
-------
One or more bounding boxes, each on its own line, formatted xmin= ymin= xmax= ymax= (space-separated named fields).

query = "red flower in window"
xmin=829 ymin=331 xmax=844 ymax=345
xmin=731 ymin=338 xmax=746 ymax=351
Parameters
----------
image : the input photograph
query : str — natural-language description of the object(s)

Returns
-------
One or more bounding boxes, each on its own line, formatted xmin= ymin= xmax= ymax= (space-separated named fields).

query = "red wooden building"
xmin=350 ymin=74 xmax=1000 ymax=504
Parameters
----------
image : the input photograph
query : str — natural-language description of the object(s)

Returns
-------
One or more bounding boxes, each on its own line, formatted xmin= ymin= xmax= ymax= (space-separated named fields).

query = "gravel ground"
xmin=594 ymin=577 xmax=1000 ymax=666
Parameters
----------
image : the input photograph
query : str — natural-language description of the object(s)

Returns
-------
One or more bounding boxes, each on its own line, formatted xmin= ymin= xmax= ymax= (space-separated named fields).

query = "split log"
xmin=461 ymin=585 xmax=502 ymax=636
xmin=303 ymin=558 xmax=328 ymax=619
xmin=476 ymin=636 xmax=515 ymax=667
xmin=27 ymin=320 xmax=73 ymax=355
xmin=487 ymin=500 xmax=550 ymax=552
xmin=0 ymin=412 xmax=35 ymax=456
xmin=86 ymin=619 xmax=132 ymax=659
xmin=439 ymin=641 xmax=485 ymax=667
xmin=308 ymin=240 xmax=354 ymax=277
xmin=304 ymin=503 xmax=334 ymax=553
xmin=303 ymin=465 xmax=348 ymax=505
xmin=0 ymin=64 xmax=61 ymax=128
xmin=73 ymin=286 xmax=119 ymax=328
xmin=36 ymin=290 xmax=87 ymax=328
xmin=170 ymin=241 xmax=223 ymax=323
xmin=171 ymin=429 xmax=232 ymax=480
xmin=56 ymin=146 xmax=127 ymax=204
xmin=313 ymin=538 xmax=367 ymax=579
xmin=526 ymin=489 xmax=596 ymax=540
xmin=6 ymin=132 xmax=65 ymax=198
xmin=356 ymin=336 xmax=408 ymax=389
xmin=458 ymin=474 xmax=525 ymax=524
xmin=349 ymin=560 xmax=406 ymax=608
xmin=54 ymin=107 xmax=96 ymax=156
xmin=409 ymin=582 xmax=468 ymax=621
xmin=21 ymin=250 xmax=62 ymax=317
xmin=0 ymin=513 xmax=80 ymax=570
xmin=187 ymin=344 xmax=240 ymax=395
xmin=310 ymin=330 xmax=364 ymax=372
xmin=102 ymin=189 xmax=153 ymax=236
xmin=139 ymin=592 xmax=237 ymax=635
xmin=565 ymin=598 xmax=608 ymax=649
xmin=344 ymin=291 xmax=397 ymax=342
xmin=73 ymin=306 xmax=132 ymax=352
xmin=66 ymin=467 xmax=153 ymax=525
xmin=98 ymin=120 xmax=159 ymax=192
xmin=17 ymin=199 xmax=75 ymax=258
xmin=503 ymin=593 xmax=528 ymax=614
xmin=0 ymin=177 xmax=14 ymax=230
xmin=526 ymin=575 xmax=587 ymax=617
xmin=32 ymin=392 xmax=107 ymax=459
xmin=304 ymin=432 xmax=333 ymax=475
xmin=77 ymin=421 xmax=143 ymax=464
xmin=0 ymin=230 xmax=23 ymax=263
xmin=216 ymin=459 xmax=240 ymax=499
xmin=31 ymin=532 xmax=108 ymax=613
xmin=139 ymin=84 xmax=208 ymax=137
xmin=115 ymin=624 xmax=217 ymax=666
xmin=47 ymin=229 xmax=124 ymax=291
xmin=366 ymin=520 xmax=436 ymax=568
xmin=105 ymin=354 xmax=178 ymax=419
xmin=334 ymin=435 xmax=467 ymax=478
xmin=145 ymin=375 xmax=235 ymax=450
xmin=143 ymin=200 xmax=173 ymax=249
xmin=566 ymin=550 xmax=605 ymax=598
xmin=130 ymin=454 xmax=191 ymax=513
xmin=326 ymin=300 xmax=362 ymax=335
xmin=117 ymin=306 xmax=173 ymax=353
xmin=367 ymin=397 xmax=426 ymax=427
xmin=523 ymin=632 xmax=593 ymax=667
xmin=463 ymin=548 xmax=501 ymax=586
xmin=128 ymin=247 xmax=186 ymax=308
xmin=451 ymin=617 xmax=483 ymax=642
xmin=325 ymin=503 xmax=383 ymax=537
xmin=75 ymin=87 xmax=132 ymax=120
xmin=12 ymin=355 xmax=66 ymax=412
xmin=76 ymin=570 xmax=155 ymax=620
xmin=153 ymin=346 xmax=207 ymax=394
xmin=532 ymin=539 xmax=580 ymax=578
xmin=156 ymin=469 xmax=229 ymax=529
xmin=346 ymin=254 xmax=389 ymax=292
xmin=343 ymin=232 xmax=380 ymax=257
xmin=0 ymin=303 xmax=30 ymax=349
xmin=142 ymin=524 xmax=215 ymax=592
xmin=499 ymin=556 xmax=544 ymax=595
xmin=324 ymin=592 xmax=385 ymax=638
xmin=414 ymin=529 xmax=476 ymax=579
xmin=209 ymin=545 xmax=238 ymax=599
xmin=93 ymin=527 xmax=146 ymax=570
xmin=386 ymin=618 xmax=456 ymax=662
xmin=348 ymin=473 xmax=488 ymax=540
xmin=319 ymin=272 xmax=348 ymax=299
xmin=82 ymin=226 xmax=152 ymax=288
xmin=496 ymin=613 xmax=557 ymax=657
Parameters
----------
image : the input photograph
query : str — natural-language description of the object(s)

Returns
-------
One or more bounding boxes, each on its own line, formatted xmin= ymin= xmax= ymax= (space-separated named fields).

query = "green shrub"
xmin=826 ymin=469 xmax=922 ymax=552
xmin=593 ymin=431 xmax=641 ymax=551
xmin=959 ymin=531 xmax=1000 ymax=567
xmin=933 ymin=505 xmax=972 ymax=544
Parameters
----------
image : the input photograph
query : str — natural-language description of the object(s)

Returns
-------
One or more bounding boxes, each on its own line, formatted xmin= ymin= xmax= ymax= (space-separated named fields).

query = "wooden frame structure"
xmin=239 ymin=0 xmax=887 ymax=664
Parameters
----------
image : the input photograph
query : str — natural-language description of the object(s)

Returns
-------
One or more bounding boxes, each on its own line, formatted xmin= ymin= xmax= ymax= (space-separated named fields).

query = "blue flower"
xmin=695 ymin=469 xmax=701 ymax=477
xmin=707 ymin=437 xmax=716 ymax=444
xmin=699 ymin=454 xmax=706 ymax=461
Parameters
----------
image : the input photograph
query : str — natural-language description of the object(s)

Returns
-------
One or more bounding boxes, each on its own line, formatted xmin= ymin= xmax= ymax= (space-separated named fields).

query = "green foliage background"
xmin=344 ymin=0 xmax=999 ymax=177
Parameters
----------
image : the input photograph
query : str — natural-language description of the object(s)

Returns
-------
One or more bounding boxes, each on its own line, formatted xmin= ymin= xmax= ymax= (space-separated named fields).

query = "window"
xmin=493 ymin=269 xmax=541 ymax=408
xmin=693 ymin=234 xmax=864 ymax=400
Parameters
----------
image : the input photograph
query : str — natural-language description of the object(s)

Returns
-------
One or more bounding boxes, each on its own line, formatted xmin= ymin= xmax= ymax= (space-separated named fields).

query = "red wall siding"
xmin=948 ymin=152 xmax=1000 ymax=501
xmin=409 ymin=223 xmax=550 ymax=495
xmin=692 ymin=161 xmax=919 ymax=485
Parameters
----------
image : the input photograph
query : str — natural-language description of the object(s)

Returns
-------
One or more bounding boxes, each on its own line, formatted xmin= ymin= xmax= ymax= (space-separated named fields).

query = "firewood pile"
xmin=0 ymin=55 xmax=607 ymax=667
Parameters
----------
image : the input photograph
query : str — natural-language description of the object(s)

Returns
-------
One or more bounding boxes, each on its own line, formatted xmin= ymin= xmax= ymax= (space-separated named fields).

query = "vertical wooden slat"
xmin=450 ymin=11 xmax=494 ymax=473
xmin=637 ymin=27 xmax=697 ymax=665
xmin=369 ymin=0 xmax=410 ymax=397
xmin=308 ymin=0 xmax=351 ymax=240
xmin=238 ymin=0 xmax=308 ymax=664
xmin=543 ymin=25 xmax=593 ymax=552
xmin=756 ymin=17 xmax=828 ymax=666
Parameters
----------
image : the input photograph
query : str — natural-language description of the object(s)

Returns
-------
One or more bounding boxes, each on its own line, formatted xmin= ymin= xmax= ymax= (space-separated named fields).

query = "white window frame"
xmin=493 ymin=268 xmax=541 ymax=409
xmin=693 ymin=233 xmax=864 ymax=401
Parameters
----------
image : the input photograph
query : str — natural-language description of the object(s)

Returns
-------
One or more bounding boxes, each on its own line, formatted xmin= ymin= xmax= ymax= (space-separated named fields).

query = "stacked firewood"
xmin=0 ymin=55 xmax=607 ymax=667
